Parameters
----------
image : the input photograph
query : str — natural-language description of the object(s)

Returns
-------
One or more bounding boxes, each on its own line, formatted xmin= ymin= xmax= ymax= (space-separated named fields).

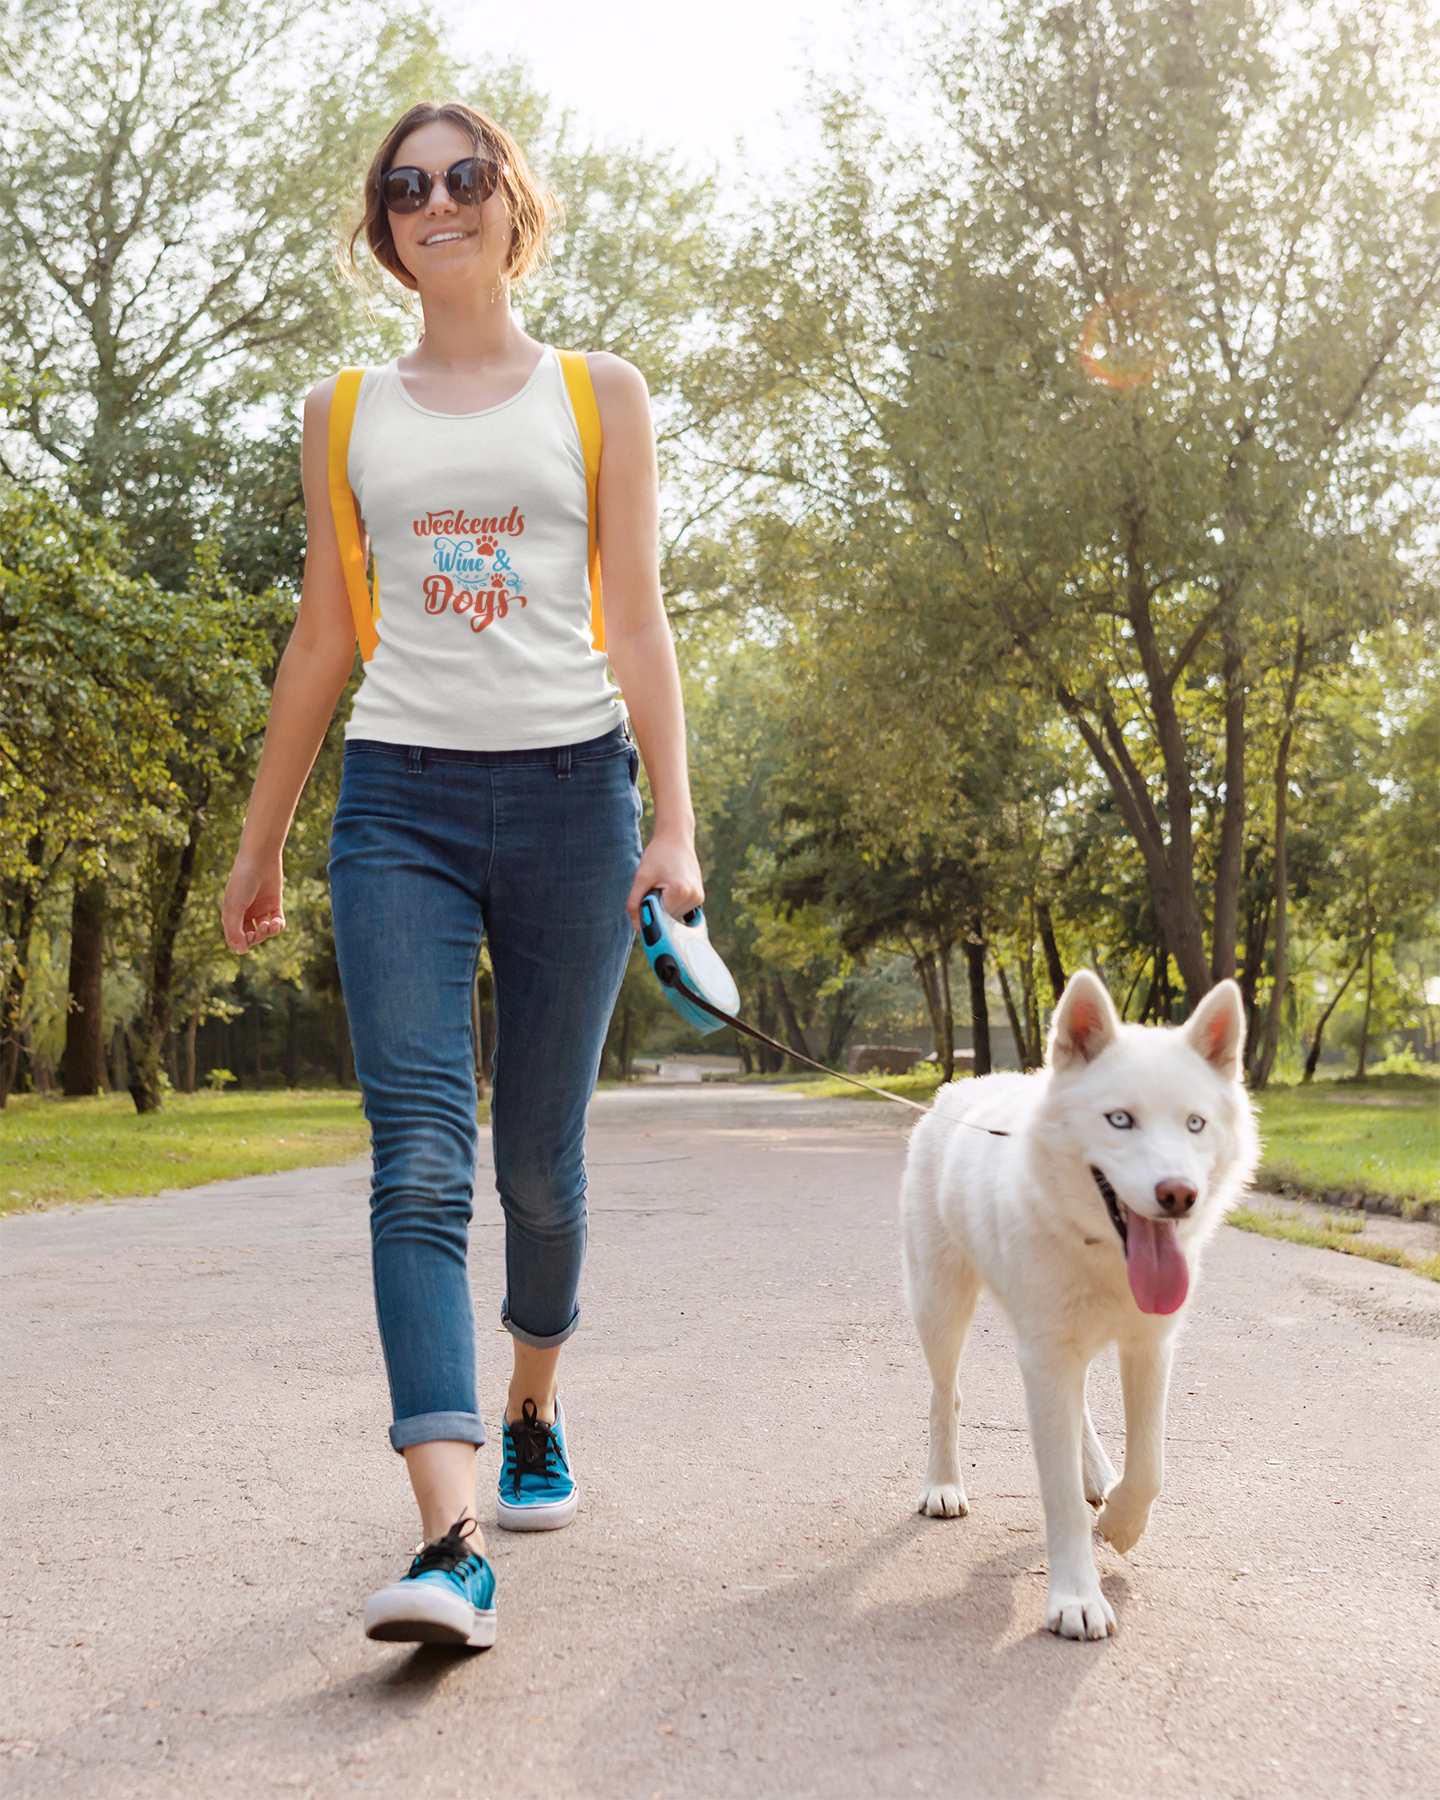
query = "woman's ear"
xmin=1046 ymin=969 xmax=1120 ymax=1071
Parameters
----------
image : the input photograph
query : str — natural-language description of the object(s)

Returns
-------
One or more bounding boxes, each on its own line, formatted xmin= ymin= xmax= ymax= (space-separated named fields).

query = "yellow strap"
xmin=557 ymin=349 xmax=605 ymax=652
xmin=327 ymin=367 xmax=380 ymax=663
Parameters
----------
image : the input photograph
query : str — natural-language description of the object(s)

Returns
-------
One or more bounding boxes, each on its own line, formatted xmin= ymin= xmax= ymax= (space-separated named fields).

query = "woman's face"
xmin=385 ymin=120 xmax=511 ymax=294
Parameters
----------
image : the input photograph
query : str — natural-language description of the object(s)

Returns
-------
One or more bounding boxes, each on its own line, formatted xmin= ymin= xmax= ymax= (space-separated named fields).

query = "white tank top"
xmin=342 ymin=350 xmax=623 ymax=751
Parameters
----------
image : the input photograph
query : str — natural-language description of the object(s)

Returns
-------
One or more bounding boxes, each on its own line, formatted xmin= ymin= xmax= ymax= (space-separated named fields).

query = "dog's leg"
xmin=908 ymin=1250 xmax=980 ymax=1519
xmin=1096 ymin=1336 xmax=1172 ymax=1556
xmin=1081 ymin=1377 xmax=1119 ymax=1507
xmin=1019 ymin=1345 xmax=1116 ymax=1640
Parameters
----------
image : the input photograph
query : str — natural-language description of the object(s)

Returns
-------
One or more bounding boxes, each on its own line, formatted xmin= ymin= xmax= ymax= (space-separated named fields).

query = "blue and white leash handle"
xmin=637 ymin=890 xmax=932 ymax=1114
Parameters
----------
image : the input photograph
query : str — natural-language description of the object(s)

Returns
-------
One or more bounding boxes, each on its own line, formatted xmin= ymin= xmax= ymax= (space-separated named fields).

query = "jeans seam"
xmin=480 ymin=766 xmax=497 ymax=895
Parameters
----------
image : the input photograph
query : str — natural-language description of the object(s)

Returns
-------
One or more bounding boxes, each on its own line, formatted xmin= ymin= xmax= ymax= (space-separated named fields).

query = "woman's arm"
xmin=220 ymin=378 xmax=359 ymax=954
xmin=588 ymin=354 xmax=704 ymax=927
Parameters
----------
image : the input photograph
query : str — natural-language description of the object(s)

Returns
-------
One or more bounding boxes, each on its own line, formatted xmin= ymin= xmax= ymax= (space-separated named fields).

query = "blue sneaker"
xmin=363 ymin=1516 xmax=496 ymax=1648
xmin=497 ymin=1398 xmax=578 ymax=1531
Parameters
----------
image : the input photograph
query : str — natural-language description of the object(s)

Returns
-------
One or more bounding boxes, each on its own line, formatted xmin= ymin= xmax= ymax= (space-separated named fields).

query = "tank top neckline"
xmin=386 ymin=346 xmax=553 ymax=422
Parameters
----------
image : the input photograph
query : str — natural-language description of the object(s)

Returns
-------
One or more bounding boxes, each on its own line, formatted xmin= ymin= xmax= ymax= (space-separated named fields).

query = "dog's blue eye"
xmin=1187 ymin=1114 xmax=1205 ymax=1133
xmin=1105 ymin=1110 xmax=1134 ymax=1129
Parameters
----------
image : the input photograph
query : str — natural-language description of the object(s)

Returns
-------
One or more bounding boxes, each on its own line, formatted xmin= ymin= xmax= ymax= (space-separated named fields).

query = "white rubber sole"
xmin=495 ymin=1486 xmax=579 ymax=1532
xmin=363 ymin=1581 xmax=496 ymax=1648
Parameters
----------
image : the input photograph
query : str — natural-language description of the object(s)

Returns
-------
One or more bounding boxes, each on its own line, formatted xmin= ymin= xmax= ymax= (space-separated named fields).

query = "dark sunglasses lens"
xmin=381 ymin=167 xmax=429 ymax=213
xmin=446 ymin=157 xmax=497 ymax=205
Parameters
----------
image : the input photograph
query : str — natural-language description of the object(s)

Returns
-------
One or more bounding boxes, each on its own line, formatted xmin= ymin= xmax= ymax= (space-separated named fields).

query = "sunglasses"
xmin=381 ymin=156 xmax=500 ymax=214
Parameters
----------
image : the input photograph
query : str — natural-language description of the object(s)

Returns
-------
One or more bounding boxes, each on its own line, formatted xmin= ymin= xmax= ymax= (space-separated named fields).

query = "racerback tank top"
xmin=342 ymin=349 xmax=623 ymax=751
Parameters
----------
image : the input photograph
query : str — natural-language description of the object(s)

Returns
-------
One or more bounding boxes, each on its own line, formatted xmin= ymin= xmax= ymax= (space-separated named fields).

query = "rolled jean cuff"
xmin=500 ymin=1296 xmax=580 ymax=1350
xmin=388 ymin=1410 xmax=487 ymax=1455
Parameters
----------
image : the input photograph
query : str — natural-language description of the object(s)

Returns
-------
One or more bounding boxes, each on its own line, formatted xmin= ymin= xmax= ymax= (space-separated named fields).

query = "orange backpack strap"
xmin=326 ymin=367 xmax=381 ymax=663
xmin=556 ymin=349 xmax=605 ymax=652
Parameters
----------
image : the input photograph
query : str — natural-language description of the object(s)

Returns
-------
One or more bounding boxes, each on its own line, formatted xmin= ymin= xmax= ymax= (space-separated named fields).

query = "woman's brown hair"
xmin=351 ymin=101 xmax=554 ymax=290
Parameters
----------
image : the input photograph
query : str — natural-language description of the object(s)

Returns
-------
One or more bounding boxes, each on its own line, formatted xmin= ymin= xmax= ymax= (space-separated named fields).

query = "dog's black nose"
xmin=1155 ymin=1179 xmax=1197 ymax=1216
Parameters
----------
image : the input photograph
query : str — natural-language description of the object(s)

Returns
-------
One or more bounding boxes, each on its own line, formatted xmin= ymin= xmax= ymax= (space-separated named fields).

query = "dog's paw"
xmin=917 ymin=1482 xmax=969 ymax=1519
xmin=1083 ymin=1448 xmax=1119 ymax=1508
xmin=1045 ymin=1585 xmax=1116 ymax=1641
xmin=1095 ymin=1484 xmax=1153 ymax=1556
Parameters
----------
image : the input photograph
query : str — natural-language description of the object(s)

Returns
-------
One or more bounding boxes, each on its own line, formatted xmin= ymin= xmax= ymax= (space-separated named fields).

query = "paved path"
xmin=3 ymin=1087 xmax=1438 ymax=1799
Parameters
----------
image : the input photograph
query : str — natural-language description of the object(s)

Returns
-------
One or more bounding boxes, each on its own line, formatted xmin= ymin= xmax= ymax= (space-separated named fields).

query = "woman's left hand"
xmin=627 ymin=827 xmax=704 ymax=929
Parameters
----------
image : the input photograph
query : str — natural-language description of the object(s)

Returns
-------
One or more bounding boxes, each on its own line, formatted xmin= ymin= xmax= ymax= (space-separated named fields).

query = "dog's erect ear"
xmin=1182 ymin=979 xmax=1246 ymax=1080
xmin=1047 ymin=970 xmax=1120 ymax=1071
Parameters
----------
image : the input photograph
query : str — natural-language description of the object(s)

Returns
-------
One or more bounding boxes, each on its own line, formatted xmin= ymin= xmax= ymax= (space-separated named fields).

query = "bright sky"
xmin=443 ymin=0 xmax=912 ymax=177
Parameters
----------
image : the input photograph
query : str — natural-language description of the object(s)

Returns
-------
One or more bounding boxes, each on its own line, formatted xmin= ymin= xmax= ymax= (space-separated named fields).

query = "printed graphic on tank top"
xmin=343 ymin=349 xmax=624 ymax=753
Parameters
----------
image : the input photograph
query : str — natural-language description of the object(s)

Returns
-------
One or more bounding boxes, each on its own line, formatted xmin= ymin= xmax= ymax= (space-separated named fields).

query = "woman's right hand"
xmin=222 ymin=854 xmax=286 ymax=955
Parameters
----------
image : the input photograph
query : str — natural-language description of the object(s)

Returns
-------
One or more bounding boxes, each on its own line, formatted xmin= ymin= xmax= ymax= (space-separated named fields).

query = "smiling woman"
xmin=219 ymin=96 xmax=704 ymax=1654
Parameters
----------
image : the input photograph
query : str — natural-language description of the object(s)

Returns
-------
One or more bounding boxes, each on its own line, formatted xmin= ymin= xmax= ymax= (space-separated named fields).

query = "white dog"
xmin=899 ymin=970 xmax=1258 ymax=1640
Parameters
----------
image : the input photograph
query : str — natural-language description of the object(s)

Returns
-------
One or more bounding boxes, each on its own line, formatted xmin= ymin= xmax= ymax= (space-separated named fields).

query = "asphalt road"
xmin=2 ymin=1086 xmax=1438 ymax=1799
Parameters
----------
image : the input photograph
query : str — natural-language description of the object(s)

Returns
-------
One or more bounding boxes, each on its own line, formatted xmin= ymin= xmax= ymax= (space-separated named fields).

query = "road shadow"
xmin=571 ymin=1513 xmax=1128 ymax=1799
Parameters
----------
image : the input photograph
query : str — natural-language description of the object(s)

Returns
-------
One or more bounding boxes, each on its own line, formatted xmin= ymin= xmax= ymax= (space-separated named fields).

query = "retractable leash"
xmin=637 ymin=891 xmax=1011 ymax=1133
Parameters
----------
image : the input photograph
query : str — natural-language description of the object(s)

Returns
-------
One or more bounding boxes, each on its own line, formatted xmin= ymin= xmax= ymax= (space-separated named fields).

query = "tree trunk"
xmin=905 ymin=939 xmax=952 ymax=1078
xmin=128 ymin=796 xmax=206 ymax=1113
xmin=1355 ymin=920 xmax=1377 ymax=1081
xmin=1253 ymin=629 xmax=1304 ymax=1090
xmin=823 ymin=984 xmax=857 ymax=1066
xmin=995 ymin=957 xmax=1034 ymax=1071
xmin=937 ymin=942 xmax=956 ymax=1083
xmin=965 ymin=919 xmax=991 ymax=1077
xmin=337 ymin=1001 xmax=355 ymax=1087
xmin=1238 ymin=883 xmax=1272 ymax=1061
xmin=1037 ymin=901 xmax=1066 ymax=1005
xmin=64 ymin=874 xmax=108 ymax=1096
xmin=1 ymin=851 xmax=44 ymax=1108
xmin=1210 ymin=614 xmax=1246 ymax=983
xmin=285 ymin=991 xmax=300 ymax=1088
xmin=755 ymin=983 xmax=779 ymax=1074
xmin=1302 ymin=949 xmax=1364 ymax=1081
xmin=183 ymin=1012 xmax=198 ymax=1094
xmin=770 ymin=973 xmax=811 ymax=1067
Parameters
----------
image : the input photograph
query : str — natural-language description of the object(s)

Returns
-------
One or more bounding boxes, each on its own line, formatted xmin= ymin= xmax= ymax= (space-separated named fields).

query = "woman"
xmin=221 ymin=101 xmax=702 ymax=1650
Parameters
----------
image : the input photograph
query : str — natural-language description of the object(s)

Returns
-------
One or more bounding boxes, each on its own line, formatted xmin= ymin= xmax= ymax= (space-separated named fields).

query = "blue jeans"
xmin=329 ymin=727 xmax=641 ymax=1453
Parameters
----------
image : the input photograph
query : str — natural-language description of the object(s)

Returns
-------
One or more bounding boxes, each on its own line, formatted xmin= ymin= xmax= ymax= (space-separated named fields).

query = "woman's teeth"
xmin=424 ymin=231 xmax=464 ymax=245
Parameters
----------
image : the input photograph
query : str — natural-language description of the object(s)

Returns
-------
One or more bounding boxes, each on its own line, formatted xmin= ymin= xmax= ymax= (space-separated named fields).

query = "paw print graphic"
xmin=477 ymin=537 xmax=497 ymax=558
xmin=490 ymin=572 xmax=507 ymax=589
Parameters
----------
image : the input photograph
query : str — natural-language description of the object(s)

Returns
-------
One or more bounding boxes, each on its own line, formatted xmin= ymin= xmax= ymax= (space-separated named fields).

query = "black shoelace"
xmin=509 ymin=1398 xmax=561 ymax=1490
xmin=408 ymin=1515 xmax=479 ymax=1578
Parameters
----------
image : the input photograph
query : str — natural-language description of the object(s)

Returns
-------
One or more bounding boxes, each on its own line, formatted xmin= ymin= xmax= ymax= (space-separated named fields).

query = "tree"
xmin=0 ymin=0 xmax=449 ymax=1086
xmin=120 ymin=548 xmax=286 ymax=1111
xmin=0 ymin=483 xmax=180 ymax=1102
xmin=712 ymin=0 xmax=1440 ymax=1008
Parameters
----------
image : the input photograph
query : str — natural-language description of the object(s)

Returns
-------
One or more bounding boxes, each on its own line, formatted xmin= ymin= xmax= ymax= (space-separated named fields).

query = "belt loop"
xmin=557 ymin=745 xmax=572 ymax=780
xmin=407 ymin=745 xmax=423 ymax=776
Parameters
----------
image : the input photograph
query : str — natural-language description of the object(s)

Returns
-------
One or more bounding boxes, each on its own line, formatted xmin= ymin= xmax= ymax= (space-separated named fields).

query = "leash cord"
xmin=654 ymin=961 xmax=1010 ymax=1133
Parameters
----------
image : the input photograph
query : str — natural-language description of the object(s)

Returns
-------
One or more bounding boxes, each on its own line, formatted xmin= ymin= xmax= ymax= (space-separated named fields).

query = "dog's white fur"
xmin=899 ymin=970 xmax=1258 ymax=1640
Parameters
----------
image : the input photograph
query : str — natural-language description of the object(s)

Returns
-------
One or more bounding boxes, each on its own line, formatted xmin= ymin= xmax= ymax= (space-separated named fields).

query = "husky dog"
xmin=899 ymin=970 xmax=1258 ymax=1640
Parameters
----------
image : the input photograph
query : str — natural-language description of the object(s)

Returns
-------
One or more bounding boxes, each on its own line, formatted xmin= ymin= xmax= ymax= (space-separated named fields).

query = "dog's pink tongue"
xmin=1125 ymin=1214 xmax=1189 ymax=1314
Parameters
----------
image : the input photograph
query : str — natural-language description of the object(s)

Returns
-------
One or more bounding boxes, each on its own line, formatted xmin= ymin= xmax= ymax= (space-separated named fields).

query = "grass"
xmin=1251 ymin=1074 xmax=1438 ymax=1216
xmin=764 ymin=1066 xmax=946 ymax=1106
xmin=0 ymin=1089 xmax=376 ymax=1216
xmin=1228 ymin=1203 xmax=1440 ymax=1285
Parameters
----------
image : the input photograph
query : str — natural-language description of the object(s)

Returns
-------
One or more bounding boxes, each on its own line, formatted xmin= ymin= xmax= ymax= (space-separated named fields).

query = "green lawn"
xmin=1255 ymin=1075 xmax=1438 ymax=1215
xmin=0 ymin=1089 xmax=375 ymax=1216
